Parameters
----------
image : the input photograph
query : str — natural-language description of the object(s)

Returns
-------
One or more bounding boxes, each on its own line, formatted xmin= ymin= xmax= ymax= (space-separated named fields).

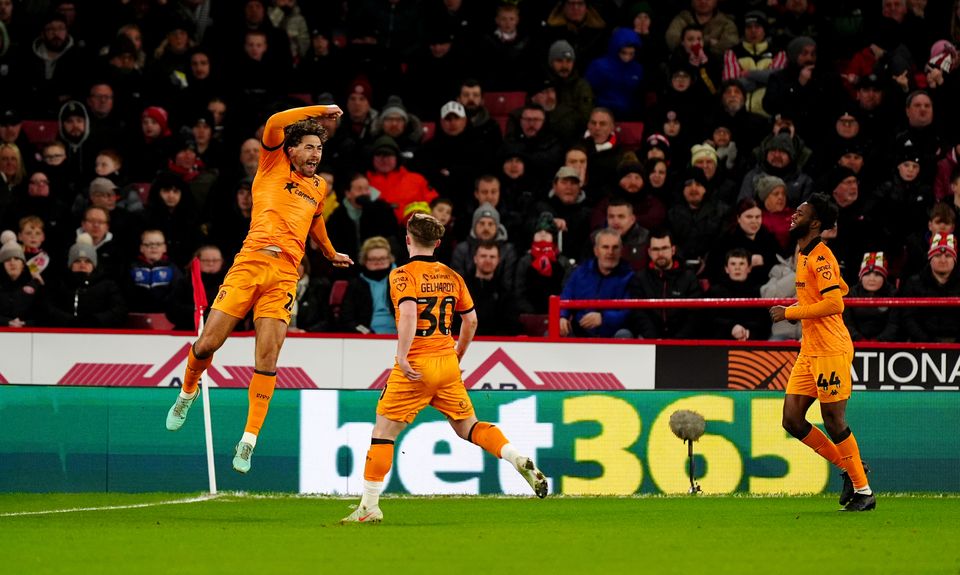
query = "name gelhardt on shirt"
xmin=420 ymin=271 xmax=455 ymax=294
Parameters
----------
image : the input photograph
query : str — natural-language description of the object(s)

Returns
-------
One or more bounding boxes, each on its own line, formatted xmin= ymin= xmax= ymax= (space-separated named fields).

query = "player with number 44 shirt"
xmin=769 ymin=194 xmax=874 ymax=512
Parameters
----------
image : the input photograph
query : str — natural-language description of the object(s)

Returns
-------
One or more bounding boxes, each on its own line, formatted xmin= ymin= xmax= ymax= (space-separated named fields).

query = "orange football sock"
xmin=800 ymin=425 xmax=843 ymax=468
xmin=364 ymin=440 xmax=395 ymax=482
xmin=468 ymin=422 xmax=509 ymax=458
xmin=182 ymin=345 xmax=212 ymax=395
xmin=243 ymin=370 xmax=277 ymax=435
xmin=836 ymin=431 xmax=869 ymax=490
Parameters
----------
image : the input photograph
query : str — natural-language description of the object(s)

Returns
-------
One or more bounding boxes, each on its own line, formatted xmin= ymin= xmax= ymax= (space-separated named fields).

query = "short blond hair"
xmin=360 ymin=236 xmax=393 ymax=264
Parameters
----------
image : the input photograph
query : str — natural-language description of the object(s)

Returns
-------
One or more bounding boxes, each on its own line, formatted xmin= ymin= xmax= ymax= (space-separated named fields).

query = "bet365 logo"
xmin=816 ymin=371 xmax=842 ymax=395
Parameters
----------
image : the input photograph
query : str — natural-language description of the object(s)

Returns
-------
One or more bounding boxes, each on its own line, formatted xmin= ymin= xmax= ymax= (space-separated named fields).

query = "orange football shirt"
xmin=789 ymin=237 xmax=853 ymax=355
xmin=240 ymin=107 xmax=334 ymax=267
xmin=389 ymin=256 xmax=475 ymax=359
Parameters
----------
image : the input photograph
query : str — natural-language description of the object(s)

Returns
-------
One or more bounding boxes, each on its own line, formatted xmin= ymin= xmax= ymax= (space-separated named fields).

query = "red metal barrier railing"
xmin=546 ymin=296 xmax=960 ymax=338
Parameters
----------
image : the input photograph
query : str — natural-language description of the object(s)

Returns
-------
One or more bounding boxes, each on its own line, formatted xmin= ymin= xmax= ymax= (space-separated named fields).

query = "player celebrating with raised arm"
xmin=342 ymin=213 xmax=547 ymax=524
xmin=769 ymin=193 xmax=874 ymax=511
xmin=165 ymin=104 xmax=353 ymax=473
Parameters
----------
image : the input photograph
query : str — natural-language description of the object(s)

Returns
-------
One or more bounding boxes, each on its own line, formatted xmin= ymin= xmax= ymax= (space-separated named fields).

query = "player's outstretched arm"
xmin=455 ymin=309 xmax=478 ymax=361
xmin=262 ymin=104 xmax=343 ymax=149
xmin=784 ymin=288 xmax=844 ymax=320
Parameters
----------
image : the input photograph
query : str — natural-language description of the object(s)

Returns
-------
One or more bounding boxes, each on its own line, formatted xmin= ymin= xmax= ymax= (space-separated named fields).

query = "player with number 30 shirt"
xmin=378 ymin=256 xmax=475 ymax=422
xmin=341 ymin=214 xmax=547 ymax=524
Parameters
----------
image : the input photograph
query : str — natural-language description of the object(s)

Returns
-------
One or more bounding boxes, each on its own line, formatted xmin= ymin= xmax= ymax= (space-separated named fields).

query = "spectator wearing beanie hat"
xmin=516 ymin=212 xmax=573 ymax=315
xmin=690 ymin=142 xmax=736 ymax=204
xmin=590 ymin=155 xmax=667 ymax=232
xmin=345 ymin=76 xmax=377 ymax=143
xmin=128 ymin=106 xmax=174 ymax=181
xmin=373 ymin=95 xmax=423 ymax=162
xmin=820 ymin=164 xmax=882 ymax=283
xmin=46 ymin=233 xmax=127 ymax=328
xmin=642 ymin=133 xmax=671 ymax=165
xmin=668 ymin=166 xmax=731 ymax=267
xmin=546 ymin=39 xmax=595 ymax=136
xmin=763 ymin=36 xmax=835 ymax=136
xmin=755 ymin=174 xmax=792 ymax=252
xmin=898 ymin=233 xmax=960 ymax=342
xmin=874 ymin=144 xmax=934 ymax=244
xmin=843 ymin=252 xmax=900 ymax=341
xmin=738 ymin=131 xmax=814 ymax=206
xmin=451 ymin=202 xmax=517 ymax=291
xmin=544 ymin=1 xmax=608 ymax=67
xmin=0 ymin=232 xmax=45 ymax=328
xmin=902 ymin=202 xmax=957 ymax=280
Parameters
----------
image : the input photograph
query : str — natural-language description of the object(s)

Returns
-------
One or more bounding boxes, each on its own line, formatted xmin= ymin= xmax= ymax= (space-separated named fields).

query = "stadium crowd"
xmin=0 ymin=0 xmax=958 ymax=341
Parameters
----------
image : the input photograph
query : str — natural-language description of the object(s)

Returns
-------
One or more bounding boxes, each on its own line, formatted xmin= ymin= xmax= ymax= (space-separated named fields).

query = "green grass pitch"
xmin=3 ymin=493 xmax=959 ymax=574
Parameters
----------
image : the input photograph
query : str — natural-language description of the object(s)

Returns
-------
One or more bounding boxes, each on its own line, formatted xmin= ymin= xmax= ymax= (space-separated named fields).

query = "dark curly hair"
xmin=806 ymin=193 xmax=839 ymax=231
xmin=283 ymin=119 xmax=328 ymax=153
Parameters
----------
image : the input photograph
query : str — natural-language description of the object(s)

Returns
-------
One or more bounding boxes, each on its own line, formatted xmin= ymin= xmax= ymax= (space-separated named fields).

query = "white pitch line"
xmin=0 ymin=493 xmax=221 ymax=517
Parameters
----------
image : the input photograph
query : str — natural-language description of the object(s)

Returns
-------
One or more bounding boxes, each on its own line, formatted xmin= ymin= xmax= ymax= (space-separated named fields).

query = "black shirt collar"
xmin=409 ymin=255 xmax=438 ymax=263
xmin=799 ymin=236 xmax=822 ymax=256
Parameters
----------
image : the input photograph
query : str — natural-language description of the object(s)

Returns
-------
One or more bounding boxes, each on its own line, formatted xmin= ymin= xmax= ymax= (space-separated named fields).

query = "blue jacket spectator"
xmin=559 ymin=229 xmax=634 ymax=338
xmin=585 ymin=28 xmax=644 ymax=121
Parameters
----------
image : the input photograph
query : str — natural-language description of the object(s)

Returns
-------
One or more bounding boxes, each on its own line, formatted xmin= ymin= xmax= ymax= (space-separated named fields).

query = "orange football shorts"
xmin=377 ymin=353 xmax=475 ymax=423
xmin=211 ymin=250 xmax=299 ymax=323
xmin=785 ymin=351 xmax=854 ymax=403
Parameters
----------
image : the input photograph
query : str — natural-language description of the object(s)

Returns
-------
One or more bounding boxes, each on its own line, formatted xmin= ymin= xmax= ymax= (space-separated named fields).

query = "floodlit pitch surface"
xmin=3 ymin=493 xmax=958 ymax=574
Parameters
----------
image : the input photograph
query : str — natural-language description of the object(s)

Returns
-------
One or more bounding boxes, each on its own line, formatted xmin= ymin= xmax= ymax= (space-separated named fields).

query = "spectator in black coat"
xmin=465 ymin=241 xmax=521 ymax=336
xmin=629 ymin=231 xmax=702 ymax=339
xmin=46 ymin=234 xmax=126 ymax=328
xmin=705 ymin=248 xmax=770 ymax=340
xmin=325 ymin=173 xmax=400 ymax=265
xmin=290 ymin=256 xmax=333 ymax=334
xmin=667 ymin=167 xmax=730 ymax=269
xmin=208 ymin=176 xmax=252 ymax=267
xmin=705 ymin=199 xmax=782 ymax=286
xmin=844 ymin=252 xmax=900 ymax=342
xmin=898 ymin=233 xmax=960 ymax=342
xmin=528 ymin=166 xmax=593 ymax=262
xmin=0 ymin=236 xmax=45 ymax=328
xmin=451 ymin=202 xmax=518 ymax=292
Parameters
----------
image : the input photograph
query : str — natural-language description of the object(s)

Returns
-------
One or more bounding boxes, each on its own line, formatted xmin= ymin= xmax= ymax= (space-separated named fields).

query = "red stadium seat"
xmin=493 ymin=115 xmax=509 ymax=136
xmin=421 ymin=121 xmax=435 ymax=142
xmin=288 ymin=93 xmax=314 ymax=105
xmin=21 ymin=120 xmax=59 ymax=145
xmin=615 ymin=122 xmax=645 ymax=150
xmin=126 ymin=312 xmax=176 ymax=331
xmin=483 ymin=91 xmax=526 ymax=117
xmin=518 ymin=314 xmax=549 ymax=337
xmin=329 ymin=279 xmax=349 ymax=323
xmin=129 ymin=182 xmax=151 ymax=206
